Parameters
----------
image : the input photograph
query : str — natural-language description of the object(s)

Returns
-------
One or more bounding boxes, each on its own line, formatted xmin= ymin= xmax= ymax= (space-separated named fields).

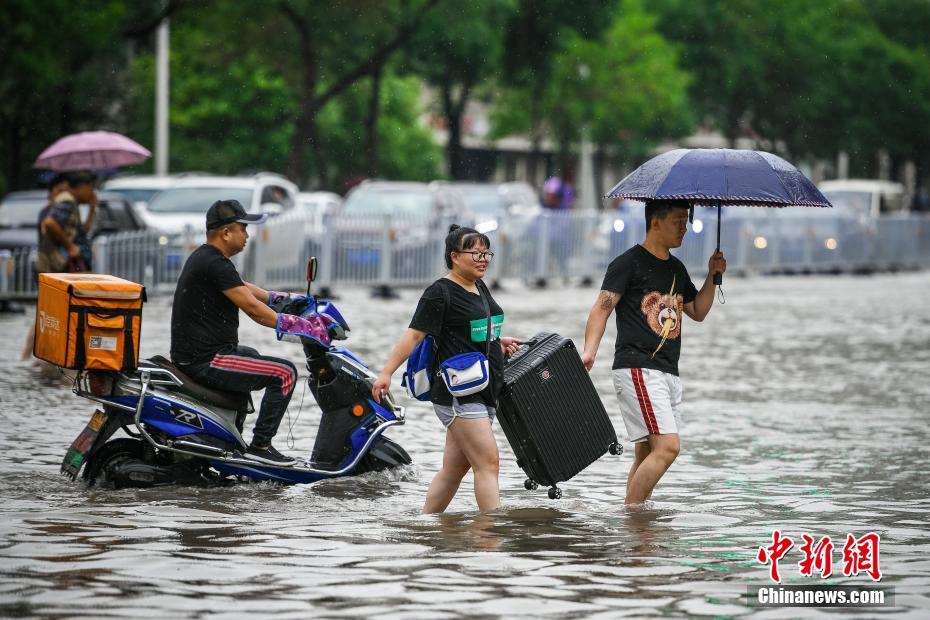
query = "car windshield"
xmin=106 ymin=188 xmax=162 ymax=205
xmin=460 ymin=189 xmax=507 ymax=215
xmin=0 ymin=198 xmax=45 ymax=226
xmin=342 ymin=189 xmax=433 ymax=216
xmin=501 ymin=185 xmax=538 ymax=208
xmin=821 ymin=191 xmax=871 ymax=218
xmin=147 ymin=188 xmax=253 ymax=213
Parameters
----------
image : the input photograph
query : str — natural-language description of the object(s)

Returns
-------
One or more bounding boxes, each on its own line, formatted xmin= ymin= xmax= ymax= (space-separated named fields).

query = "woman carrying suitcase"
xmin=372 ymin=225 xmax=521 ymax=513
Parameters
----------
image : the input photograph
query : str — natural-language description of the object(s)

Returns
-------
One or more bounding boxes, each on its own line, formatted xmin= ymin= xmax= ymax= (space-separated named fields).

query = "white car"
xmin=141 ymin=173 xmax=300 ymax=235
xmin=102 ymin=175 xmax=177 ymax=209
xmin=498 ymin=181 xmax=542 ymax=218
xmin=818 ymin=179 xmax=906 ymax=220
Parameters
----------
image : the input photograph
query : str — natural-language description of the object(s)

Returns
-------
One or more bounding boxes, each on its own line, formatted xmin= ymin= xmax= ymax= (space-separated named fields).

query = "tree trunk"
xmin=442 ymin=82 xmax=471 ymax=180
xmin=281 ymin=0 xmax=439 ymax=185
xmin=282 ymin=4 xmax=318 ymax=185
xmin=364 ymin=63 xmax=383 ymax=178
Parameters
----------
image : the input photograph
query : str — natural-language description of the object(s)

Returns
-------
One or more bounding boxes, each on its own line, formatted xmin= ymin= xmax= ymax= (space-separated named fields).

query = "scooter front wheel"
xmin=355 ymin=436 xmax=412 ymax=474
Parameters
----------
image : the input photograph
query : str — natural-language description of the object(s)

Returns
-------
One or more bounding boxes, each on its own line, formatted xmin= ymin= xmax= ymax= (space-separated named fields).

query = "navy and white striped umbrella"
xmin=606 ymin=148 xmax=831 ymax=284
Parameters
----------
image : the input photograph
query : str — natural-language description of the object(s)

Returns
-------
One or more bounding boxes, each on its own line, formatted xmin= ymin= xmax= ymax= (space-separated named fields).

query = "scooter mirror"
xmin=306 ymin=256 xmax=318 ymax=297
xmin=307 ymin=257 xmax=318 ymax=283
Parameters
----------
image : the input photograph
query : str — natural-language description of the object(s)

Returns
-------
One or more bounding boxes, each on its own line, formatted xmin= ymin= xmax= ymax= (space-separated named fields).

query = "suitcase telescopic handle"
xmin=529 ymin=356 xmax=545 ymax=370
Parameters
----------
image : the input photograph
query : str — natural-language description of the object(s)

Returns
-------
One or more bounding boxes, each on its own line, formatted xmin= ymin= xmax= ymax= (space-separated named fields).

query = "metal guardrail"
xmin=0 ymin=247 xmax=39 ymax=301
xmin=3 ymin=211 xmax=930 ymax=301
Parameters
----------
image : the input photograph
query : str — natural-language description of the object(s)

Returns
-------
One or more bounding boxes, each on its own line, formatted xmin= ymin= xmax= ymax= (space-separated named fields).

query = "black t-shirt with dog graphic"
xmin=601 ymin=244 xmax=698 ymax=376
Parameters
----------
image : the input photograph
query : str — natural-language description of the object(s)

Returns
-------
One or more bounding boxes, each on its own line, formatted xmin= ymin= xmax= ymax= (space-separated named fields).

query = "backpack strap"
xmin=431 ymin=280 xmax=451 ymax=371
xmin=477 ymin=279 xmax=492 ymax=358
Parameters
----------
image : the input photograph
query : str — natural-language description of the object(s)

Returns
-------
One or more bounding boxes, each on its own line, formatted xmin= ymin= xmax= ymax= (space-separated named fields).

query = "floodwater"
xmin=1 ymin=272 xmax=929 ymax=618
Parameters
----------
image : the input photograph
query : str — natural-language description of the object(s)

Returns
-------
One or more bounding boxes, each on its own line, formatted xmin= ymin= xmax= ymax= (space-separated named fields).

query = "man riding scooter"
xmin=170 ymin=199 xmax=333 ymax=466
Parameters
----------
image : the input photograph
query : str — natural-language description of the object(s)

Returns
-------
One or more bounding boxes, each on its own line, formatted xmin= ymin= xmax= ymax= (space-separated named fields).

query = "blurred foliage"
xmin=651 ymin=0 xmax=930 ymax=174
xmin=314 ymin=73 xmax=444 ymax=184
xmin=127 ymin=45 xmax=295 ymax=176
xmin=493 ymin=0 xmax=693 ymax=165
xmin=2 ymin=0 xmax=930 ymax=194
xmin=0 ymin=0 xmax=130 ymax=193
xmin=403 ymin=0 xmax=518 ymax=178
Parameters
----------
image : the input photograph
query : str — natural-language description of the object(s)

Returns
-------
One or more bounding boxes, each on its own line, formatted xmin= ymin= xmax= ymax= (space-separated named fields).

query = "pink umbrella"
xmin=34 ymin=130 xmax=151 ymax=171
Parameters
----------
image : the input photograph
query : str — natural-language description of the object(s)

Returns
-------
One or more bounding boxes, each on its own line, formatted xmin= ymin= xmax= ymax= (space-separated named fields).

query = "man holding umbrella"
xmin=580 ymin=199 xmax=725 ymax=504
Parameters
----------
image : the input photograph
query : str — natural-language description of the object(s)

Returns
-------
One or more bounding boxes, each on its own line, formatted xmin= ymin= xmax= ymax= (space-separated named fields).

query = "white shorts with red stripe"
xmin=612 ymin=367 xmax=683 ymax=442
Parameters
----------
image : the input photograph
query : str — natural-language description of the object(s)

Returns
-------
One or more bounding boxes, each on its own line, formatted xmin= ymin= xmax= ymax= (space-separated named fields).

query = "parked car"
xmin=101 ymin=175 xmax=177 ymax=209
xmin=498 ymin=181 xmax=542 ymax=218
xmin=431 ymin=182 xmax=508 ymax=234
xmin=298 ymin=191 xmax=342 ymax=217
xmin=335 ymin=181 xmax=458 ymax=281
xmin=0 ymin=190 xmax=145 ymax=251
xmin=819 ymin=179 xmax=918 ymax=271
xmin=140 ymin=173 xmax=300 ymax=235
xmin=297 ymin=191 xmax=342 ymax=234
xmin=341 ymin=180 xmax=457 ymax=218
xmin=0 ymin=191 xmax=46 ymax=251
xmin=818 ymin=179 xmax=907 ymax=220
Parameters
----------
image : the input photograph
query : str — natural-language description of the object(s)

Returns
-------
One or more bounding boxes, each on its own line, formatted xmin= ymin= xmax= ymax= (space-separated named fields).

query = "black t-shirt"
xmin=170 ymin=244 xmax=245 ymax=364
xmin=601 ymin=245 xmax=698 ymax=375
xmin=409 ymin=278 xmax=505 ymax=407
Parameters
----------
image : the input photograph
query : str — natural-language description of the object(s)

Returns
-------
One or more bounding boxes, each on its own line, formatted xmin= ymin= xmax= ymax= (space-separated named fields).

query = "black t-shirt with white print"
xmin=409 ymin=278 xmax=504 ymax=407
xmin=601 ymin=245 xmax=698 ymax=376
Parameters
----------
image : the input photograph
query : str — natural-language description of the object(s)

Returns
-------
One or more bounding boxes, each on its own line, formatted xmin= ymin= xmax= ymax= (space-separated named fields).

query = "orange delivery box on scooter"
xmin=34 ymin=273 xmax=146 ymax=371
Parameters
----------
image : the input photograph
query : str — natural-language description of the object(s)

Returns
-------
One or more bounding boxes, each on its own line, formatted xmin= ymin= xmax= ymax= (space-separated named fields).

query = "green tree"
xmin=125 ymin=24 xmax=296 ymax=176
xmin=651 ymin=0 xmax=930 ymax=179
xmin=124 ymin=13 xmax=442 ymax=187
xmin=311 ymin=71 xmax=444 ymax=184
xmin=497 ymin=0 xmax=614 ymax=178
xmin=493 ymin=0 xmax=693 ymax=189
xmin=403 ymin=0 xmax=517 ymax=179
xmin=271 ymin=0 xmax=441 ymax=185
xmin=0 ymin=0 xmax=130 ymax=192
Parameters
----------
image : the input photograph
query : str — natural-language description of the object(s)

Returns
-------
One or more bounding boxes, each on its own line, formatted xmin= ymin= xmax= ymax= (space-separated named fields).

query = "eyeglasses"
xmin=456 ymin=250 xmax=495 ymax=262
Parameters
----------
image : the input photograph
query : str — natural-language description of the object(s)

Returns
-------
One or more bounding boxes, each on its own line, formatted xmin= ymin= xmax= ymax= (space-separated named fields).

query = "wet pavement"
xmin=1 ymin=272 xmax=929 ymax=618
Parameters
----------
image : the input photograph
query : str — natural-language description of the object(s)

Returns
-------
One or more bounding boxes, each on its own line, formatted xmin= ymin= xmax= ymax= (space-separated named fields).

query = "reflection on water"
xmin=2 ymin=272 xmax=930 ymax=617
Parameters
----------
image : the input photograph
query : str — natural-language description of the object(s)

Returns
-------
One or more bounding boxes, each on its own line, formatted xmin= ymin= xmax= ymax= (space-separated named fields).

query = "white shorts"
xmin=612 ymin=368 xmax=683 ymax=443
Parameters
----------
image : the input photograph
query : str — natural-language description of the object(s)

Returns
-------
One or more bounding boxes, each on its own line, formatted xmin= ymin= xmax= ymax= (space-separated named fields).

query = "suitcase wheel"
xmin=523 ymin=478 xmax=538 ymax=491
xmin=609 ymin=441 xmax=623 ymax=456
xmin=547 ymin=486 xmax=562 ymax=500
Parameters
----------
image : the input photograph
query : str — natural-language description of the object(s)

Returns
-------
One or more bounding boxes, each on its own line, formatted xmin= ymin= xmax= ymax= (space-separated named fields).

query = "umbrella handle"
xmin=713 ymin=203 xmax=723 ymax=285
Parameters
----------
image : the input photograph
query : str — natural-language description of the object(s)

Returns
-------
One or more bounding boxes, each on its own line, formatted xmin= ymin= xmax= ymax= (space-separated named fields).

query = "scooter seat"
xmin=142 ymin=356 xmax=253 ymax=414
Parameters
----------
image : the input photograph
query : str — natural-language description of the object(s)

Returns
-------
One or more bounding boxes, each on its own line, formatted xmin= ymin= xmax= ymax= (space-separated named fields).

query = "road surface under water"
xmin=1 ymin=272 xmax=928 ymax=618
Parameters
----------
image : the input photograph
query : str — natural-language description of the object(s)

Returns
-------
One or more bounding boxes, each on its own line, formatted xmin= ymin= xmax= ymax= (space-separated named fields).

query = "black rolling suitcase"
xmin=498 ymin=332 xmax=622 ymax=499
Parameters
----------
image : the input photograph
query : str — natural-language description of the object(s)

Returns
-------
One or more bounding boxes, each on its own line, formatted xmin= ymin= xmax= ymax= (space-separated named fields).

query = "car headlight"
xmin=692 ymin=220 xmax=704 ymax=233
xmin=613 ymin=219 xmax=625 ymax=233
xmin=753 ymin=236 xmax=768 ymax=249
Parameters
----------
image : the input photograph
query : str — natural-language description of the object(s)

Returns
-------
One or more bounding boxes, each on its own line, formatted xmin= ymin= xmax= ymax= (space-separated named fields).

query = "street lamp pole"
xmin=155 ymin=8 xmax=170 ymax=175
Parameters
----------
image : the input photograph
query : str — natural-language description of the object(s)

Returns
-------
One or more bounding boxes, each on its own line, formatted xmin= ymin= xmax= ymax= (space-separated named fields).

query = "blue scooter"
xmin=63 ymin=258 xmax=410 ymax=488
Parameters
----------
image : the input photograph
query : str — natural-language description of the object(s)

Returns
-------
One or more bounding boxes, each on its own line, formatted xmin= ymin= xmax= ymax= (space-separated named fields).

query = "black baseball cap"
xmin=205 ymin=199 xmax=269 ymax=230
